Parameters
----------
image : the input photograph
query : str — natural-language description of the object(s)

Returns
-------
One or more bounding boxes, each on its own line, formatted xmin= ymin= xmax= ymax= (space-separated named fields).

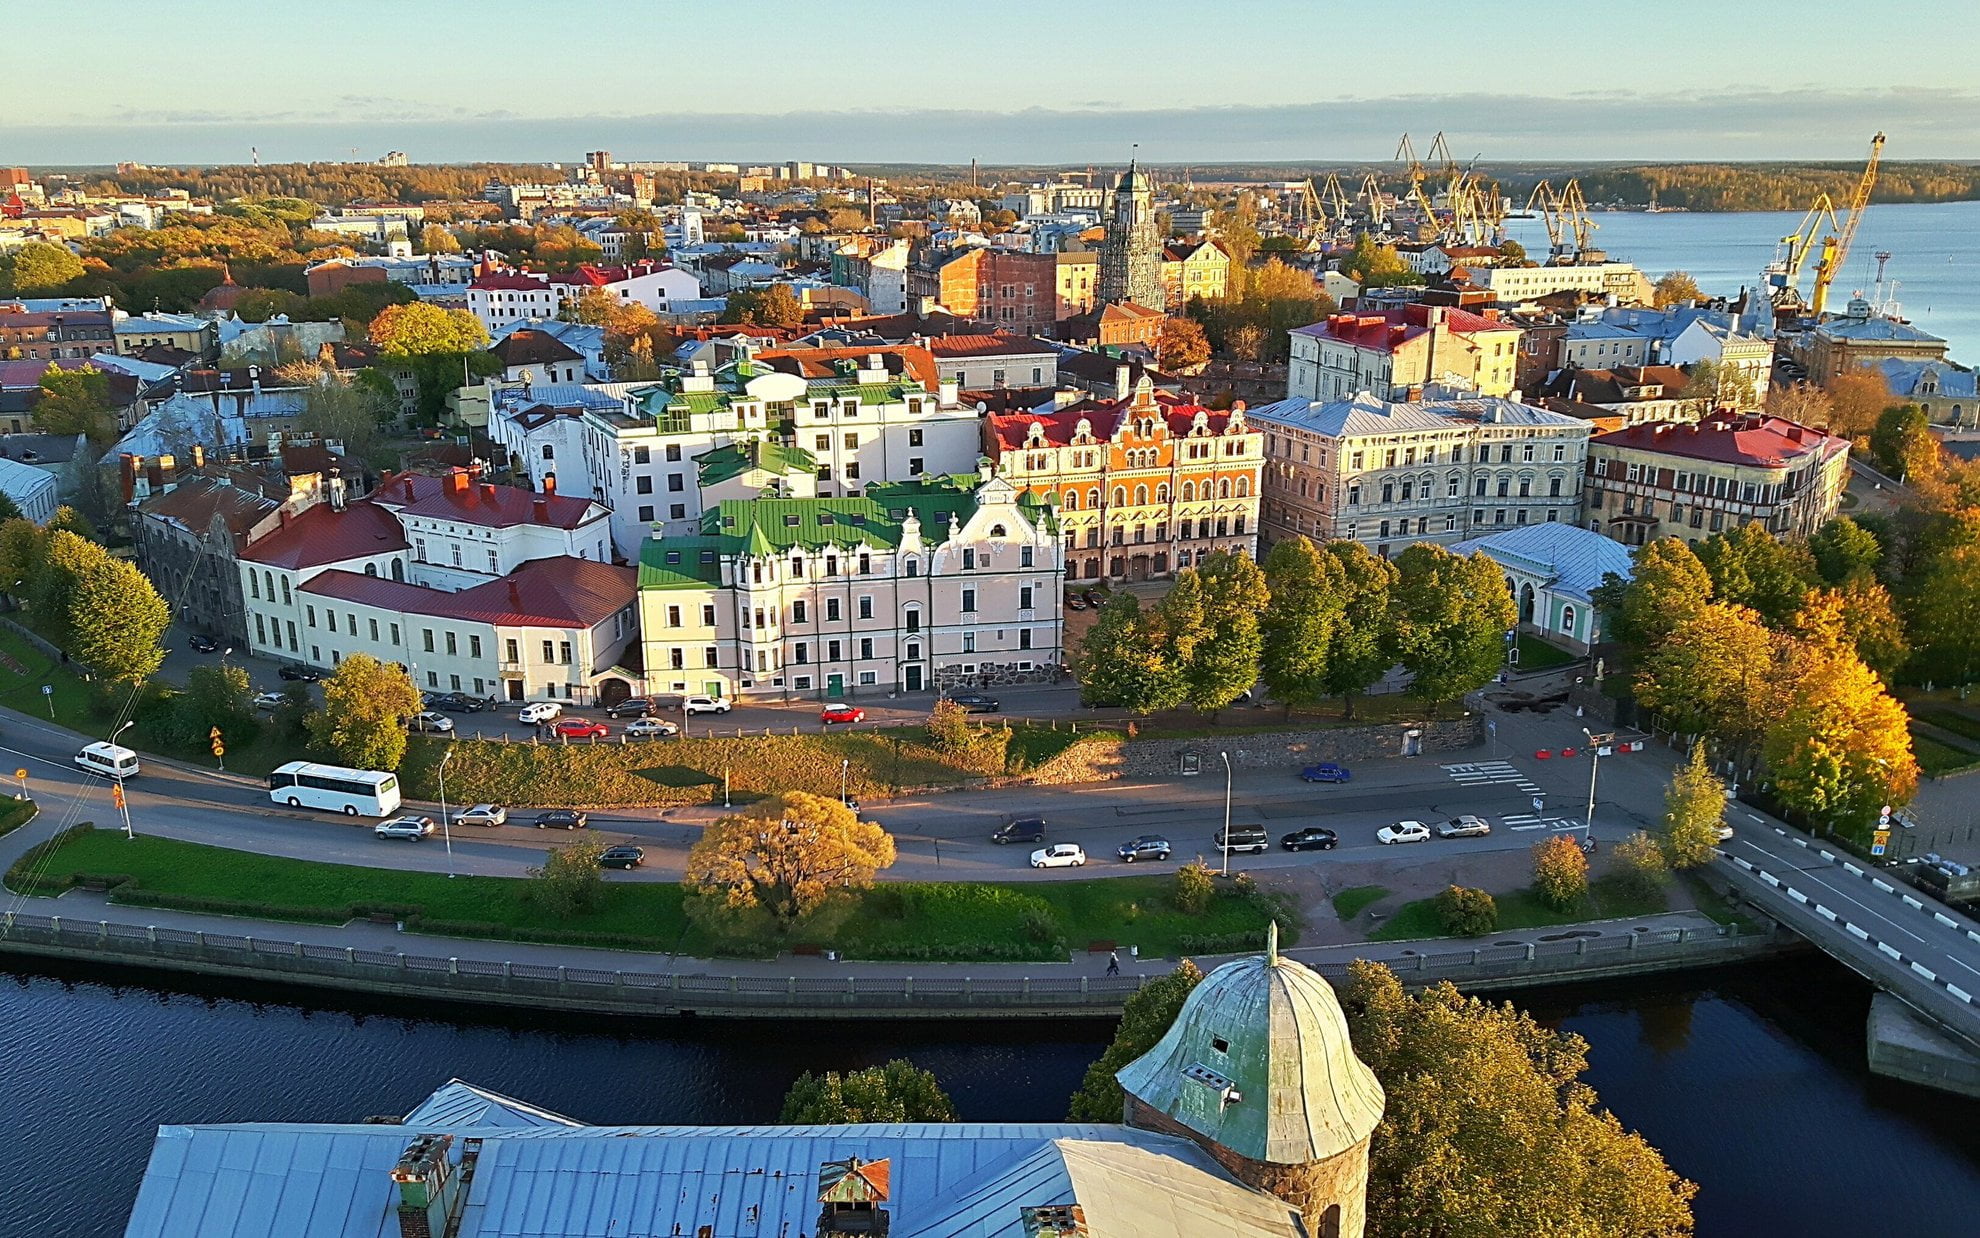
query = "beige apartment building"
xmin=1287 ymin=305 xmax=1523 ymax=403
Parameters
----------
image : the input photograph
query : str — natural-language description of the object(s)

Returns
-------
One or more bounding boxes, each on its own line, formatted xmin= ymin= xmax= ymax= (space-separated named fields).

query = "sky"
xmin=7 ymin=0 xmax=1980 ymax=166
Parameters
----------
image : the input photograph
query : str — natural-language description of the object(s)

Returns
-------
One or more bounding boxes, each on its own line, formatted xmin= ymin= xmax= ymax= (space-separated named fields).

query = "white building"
xmin=466 ymin=262 xmax=701 ymax=334
xmin=1450 ymin=522 xmax=1634 ymax=652
xmin=0 ymin=454 xmax=59 ymax=523
xmin=1560 ymin=304 xmax=1771 ymax=407
xmin=1470 ymin=261 xmax=1654 ymax=307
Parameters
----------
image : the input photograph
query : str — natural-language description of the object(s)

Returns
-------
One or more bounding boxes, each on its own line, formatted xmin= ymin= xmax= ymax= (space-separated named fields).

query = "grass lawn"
xmin=1514 ymin=635 xmax=1578 ymax=672
xmin=1369 ymin=874 xmax=1671 ymax=942
xmin=1910 ymin=728 xmax=1980 ymax=777
xmin=0 ymin=622 xmax=94 ymax=725
xmin=1911 ymin=707 xmax=1980 ymax=747
xmin=12 ymin=829 xmax=1282 ymax=962
xmin=1331 ymin=885 xmax=1389 ymax=922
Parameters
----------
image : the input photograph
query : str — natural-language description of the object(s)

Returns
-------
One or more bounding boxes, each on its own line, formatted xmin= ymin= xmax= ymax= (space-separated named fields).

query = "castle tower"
xmin=1116 ymin=925 xmax=1385 ymax=1238
xmin=1099 ymin=161 xmax=1163 ymax=309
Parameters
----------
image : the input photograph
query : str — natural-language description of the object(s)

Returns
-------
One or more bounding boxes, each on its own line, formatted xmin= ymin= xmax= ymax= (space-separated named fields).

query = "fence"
xmin=0 ymin=910 xmax=1790 ymax=1019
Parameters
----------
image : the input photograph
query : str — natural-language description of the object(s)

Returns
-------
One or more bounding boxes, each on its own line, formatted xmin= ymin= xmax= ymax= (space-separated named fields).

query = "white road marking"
xmin=1439 ymin=760 xmax=1542 ymax=795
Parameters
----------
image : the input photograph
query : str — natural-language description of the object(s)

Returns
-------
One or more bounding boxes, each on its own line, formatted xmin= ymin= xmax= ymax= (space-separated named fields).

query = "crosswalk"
xmin=1440 ymin=760 xmax=1543 ymax=796
xmin=1500 ymin=814 xmax=1584 ymax=833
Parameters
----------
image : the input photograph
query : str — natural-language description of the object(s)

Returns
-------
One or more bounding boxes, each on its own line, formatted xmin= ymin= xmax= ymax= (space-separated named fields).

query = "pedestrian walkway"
xmin=1441 ymin=760 xmax=1544 ymax=796
xmin=1499 ymin=814 xmax=1583 ymax=833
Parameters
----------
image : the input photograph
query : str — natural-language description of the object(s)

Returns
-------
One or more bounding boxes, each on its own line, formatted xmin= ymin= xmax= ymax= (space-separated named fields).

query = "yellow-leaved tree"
xmin=686 ymin=792 xmax=896 ymax=928
xmin=1763 ymin=644 xmax=1918 ymax=844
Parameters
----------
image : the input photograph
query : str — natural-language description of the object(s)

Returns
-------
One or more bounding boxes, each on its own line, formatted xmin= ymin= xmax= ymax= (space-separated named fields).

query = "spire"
xmin=1266 ymin=919 xmax=1279 ymax=966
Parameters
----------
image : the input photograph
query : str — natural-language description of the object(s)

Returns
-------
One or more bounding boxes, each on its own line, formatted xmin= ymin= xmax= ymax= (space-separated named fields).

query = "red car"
xmin=550 ymin=718 xmax=610 ymax=739
xmin=820 ymin=704 xmax=865 ymax=725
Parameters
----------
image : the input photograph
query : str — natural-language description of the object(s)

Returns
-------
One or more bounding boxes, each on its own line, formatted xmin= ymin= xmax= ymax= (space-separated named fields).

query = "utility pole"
xmin=1220 ymin=750 xmax=1233 ymax=877
xmin=438 ymin=746 xmax=455 ymax=879
xmin=1583 ymin=728 xmax=1614 ymax=842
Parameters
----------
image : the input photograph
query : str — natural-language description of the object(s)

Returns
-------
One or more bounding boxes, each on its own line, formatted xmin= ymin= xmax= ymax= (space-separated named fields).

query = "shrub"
xmin=526 ymin=840 xmax=607 ymax=917
xmin=1020 ymin=907 xmax=1062 ymax=945
xmin=1532 ymin=835 xmax=1590 ymax=912
xmin=1613 ymin=830 xmax=1670 ymax=901
xmin=1435 ymin=885 xmax=1498 ymax=936
xmin=1173 ymin=861 xmax=1214 ymax=914
xmin=926 ymin=698 xmax=972 ymax=753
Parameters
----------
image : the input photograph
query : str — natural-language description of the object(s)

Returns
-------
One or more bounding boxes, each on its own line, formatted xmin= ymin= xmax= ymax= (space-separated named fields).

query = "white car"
xmin=518 ymin=701 xmax=563 ymax=725
xmin=1030 ymin=843 xmax=1088 ymax=869
xmin=624 ymin=717 xmax=679 ymax=739
xmin=252 ymin=692 xmax=286 ymax=711
xmin=1436 ymin=814 xmax=1492 ymax=839
xmin=1714 ymin=822 xmax=1735 ymax=842
xmin=1377 ymin=821 xmax=1432 ymax=845
xmin=683 ymin=695 xmax=732 ymax=715
xmin=408 ymin=711 xmax=455 ymax=734
xmin=455 ymin=804 xmax=507 ymax=827
xmin=375 ymin=816 xmax=436 ymax=841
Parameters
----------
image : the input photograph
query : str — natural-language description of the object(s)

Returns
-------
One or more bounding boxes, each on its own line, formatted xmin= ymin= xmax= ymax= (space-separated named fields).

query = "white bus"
xmin=269 ymin=761 xmax=403 ymax=818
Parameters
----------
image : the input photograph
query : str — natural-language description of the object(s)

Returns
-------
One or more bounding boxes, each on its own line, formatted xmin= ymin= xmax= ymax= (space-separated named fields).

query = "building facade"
xmin=1159 ymin=239 xmax=1231 ymax=311
xmin=1098 ymin=164 xmax=1163 ymax=309
xmin=1582 ymin=410 xmax=1849 ymax=546
xmin=1450 ymin=522 xmax=1635 ymax=652
xmin=1287 ymin=306 xmax=1523 ymax=403
xmin=1248 ymin=393 xmax=1593 ymax=559
xmin=1799 ymin=298 xmax=1951 ymax=385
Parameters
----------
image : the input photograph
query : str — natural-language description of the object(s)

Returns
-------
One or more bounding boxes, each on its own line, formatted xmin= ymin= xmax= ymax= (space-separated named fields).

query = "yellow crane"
xmin=1358 ymin=172 xmax=1388 ymax=227
xmin=1318 ymin=172 xmax=1354 ymax=230
xmin=1764 ymin=195 xmax=1841 ymax=313
xmin=1809 ymin=132 xmax=1886 ymax=316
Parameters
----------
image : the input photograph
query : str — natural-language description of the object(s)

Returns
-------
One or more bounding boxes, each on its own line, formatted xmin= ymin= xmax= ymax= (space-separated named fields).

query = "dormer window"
xmin=1212 ymin=1036 xmax=1230 ymax=1054
xmin=785 ymin=515 xmax=800 ymax=526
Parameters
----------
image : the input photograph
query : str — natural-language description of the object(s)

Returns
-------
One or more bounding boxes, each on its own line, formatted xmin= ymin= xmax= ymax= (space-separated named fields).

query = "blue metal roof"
xmin=1879 ymin=358 xmax=1977 ymax=400
xmin=399 ymin=1080 xmax=580 ymax=1130
xmin=1450 ymin=522 xmax=1635 ymax=603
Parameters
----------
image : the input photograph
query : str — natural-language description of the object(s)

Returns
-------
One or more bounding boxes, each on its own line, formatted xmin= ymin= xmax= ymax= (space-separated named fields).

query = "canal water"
xmin=1 ymin=955 xmax=1973 ymax=1238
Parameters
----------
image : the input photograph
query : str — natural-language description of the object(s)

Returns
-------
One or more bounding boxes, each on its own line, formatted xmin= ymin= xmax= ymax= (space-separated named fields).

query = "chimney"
xmin=191 ymin=443 xmax=205 ymax=470
xmin=1113 ymin=364 xmax=1130 ymax=400
xmin=508 ymin=579 xmax=522 ymax=609
xmin=533 ymin=496 xmax=548 ymax=520
xmin=328 ymin=467 xmax=348 ymax=511
xmin=481 ymin=482 xmax=497 ymax=500
xmin=938 ymin=378 xmax=959 ymax=405
xmin=390 ymin=1134 xmax=468 ymax=1238
xmin=402 ymin=476 xmax=416 ymax=501
xmin=447 ymin=468 xmax=470 ymax=494
xmin=1020 ymin=1205 xmax=1089 ymax=1238
xmin=542 ymin=472 xmax=556 ymax=495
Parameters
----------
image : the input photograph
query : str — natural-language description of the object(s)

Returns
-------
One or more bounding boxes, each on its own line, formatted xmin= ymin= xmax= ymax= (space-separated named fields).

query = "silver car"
xmin=1436 ymin=814 xmax=1492 ymax=839
xmin=408 ymin=711 xmax=455 ymax=734
xmin=375 ymin=816 xmax=436 ymax=841
xmin=454 ymin=803 xmax=507 ymax=827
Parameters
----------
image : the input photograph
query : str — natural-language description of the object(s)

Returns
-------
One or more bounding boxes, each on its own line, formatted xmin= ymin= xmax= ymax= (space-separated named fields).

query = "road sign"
xmin=209 ymin=727 xmax=222 ymax=741
xmin=1872 ymin=828 xmax=1891 ymax=857
xmin=1879 ymin=804 xmax=1892 ymax=828
xmin=39 ymin=685 xmax=51 ymax=696
xmin=14 ymin=769 xmax=24 ymax=780
xmin=111 ymin=783 xmax=125 ymax=809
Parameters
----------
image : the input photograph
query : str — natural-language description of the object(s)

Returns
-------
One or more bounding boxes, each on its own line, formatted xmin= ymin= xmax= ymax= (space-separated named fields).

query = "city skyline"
xmin=6 ymin=0 xmax=1979 ymax=164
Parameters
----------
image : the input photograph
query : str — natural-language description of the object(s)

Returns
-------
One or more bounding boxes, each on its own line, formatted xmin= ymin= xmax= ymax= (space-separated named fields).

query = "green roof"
xmin=693 ymin=438 xmax=817 ymax=487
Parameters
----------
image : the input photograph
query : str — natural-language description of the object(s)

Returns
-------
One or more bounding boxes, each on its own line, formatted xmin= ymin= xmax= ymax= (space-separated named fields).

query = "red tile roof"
xmin=753 ymin=344 xmax=939 ymax=389
xmin=240 ymin=501 xmax=408 ymax=569
xmin=1289 ymin=304 xmax=1515 ymax=353
xmin=926 ymin=333 xmax=1057 ymax=359
xmin=1591 ymin=411 xmax=1849 ymax=468
xmin=470 ymin=272 xmax=550 ymax=291
xmin=372 ymin=469 xmax=600 ymax=530
xmin=987 ymin=393 xmax=1235 ymax=451
xmin=302 ymin=557 xmax=635 ymax=628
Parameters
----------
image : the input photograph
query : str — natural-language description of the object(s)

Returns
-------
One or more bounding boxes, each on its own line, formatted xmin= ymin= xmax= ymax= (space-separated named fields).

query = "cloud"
xmin=13 ymin=88 xmax=1978 ymax=164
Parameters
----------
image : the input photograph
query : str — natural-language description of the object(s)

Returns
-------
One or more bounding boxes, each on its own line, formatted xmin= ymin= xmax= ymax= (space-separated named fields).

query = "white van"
xmin=75 ymin=742 xmax=140 ymax=781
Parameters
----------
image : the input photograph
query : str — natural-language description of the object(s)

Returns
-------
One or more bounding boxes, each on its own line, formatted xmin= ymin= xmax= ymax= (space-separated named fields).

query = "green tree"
xmin=1435 ymin=885 xmax=1498 ymax=936
xmin=305 ymin=653 xmax=422 ymax=770
xmin=1186 ymin=551 xmax=1269 ymax=714
xmin=1076 ymin=593 xmax=1185 ymax=713
xmin=1694 ymin=521 xmax=1816 ymax=627
xmin=1635 ymin=603 xmax=1793 ymax=761
xmin=1906 ymin=542 xmax=1980 ymax=687
xmin=1339 ymin=232 xmax=1421 ymax=288
xmin=1764 ymin=644 xmax=1919 ymax=843
xmin=366 ymin=301 xmax=489 ymax=356
xmin=526 ymin=839 xmax=606 ymax=917
xmin=1173 ymin=860 xmax=1214 ymax=914
xmin=779 ymin=1060 xmax=957 ymax=1124
xmin=1680 ymin=358 xmax=1757 ymax=410
xmin=30 ymin=531 xmax=169 ymax=683
xmin=1869 ymin=403 xmax=1937 ymax=480
xmin=1 ymin=242 xmax=85 ymax=295
xmin=1343 ymin=962 xmax=1697 ymax=1238
xmin=686 ymin=792 xmax=897 ymax=926
xmin=1611 ymin=537 xmax=1713 ymax=653
xmin=1809 ymin=516 xmax=1882 ymax=586
xmin=171 ymin=663 xmax=256 ymax=749
xmin=0 ymin=518 xmax=49 ymax=603
xmin=1390 ymin=544 xmax=1517 ymax=702
xmin=47 ymin=504 xmax=93 ymax=542
xmin=0 ymin=491 xmax=19 ymax=523
xmin=1532 ymin=833 xmax=1590 ymax=911
xmin=1321 ymin=540 xmax=1400 ymax=717
xmin=1613 ymin=830 xmax=1670 ymax=901
xmin=33 ymin=367 xmax=117 ymax=441
xmin=297 ymin=370 xmax=393 ymax=458
xmin=1652 ymin=269 xmax=1702 ymax=308
xmin=1066 ymin=960 xmax=1204 ymax=1121
xmin=1259 ymin=536 xmax=1347 ymax=714
xmin=1661 ymin=742 xmax=1727 ymax=869
xmin=720 ymin=283 xmax=804 ymax=328
xmin=925 ymin=697 xmax=972 ymax=754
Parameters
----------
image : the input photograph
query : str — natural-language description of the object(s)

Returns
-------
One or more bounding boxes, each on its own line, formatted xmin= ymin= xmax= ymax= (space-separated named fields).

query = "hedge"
xmin=0 ymin=798 xmax=38 ymax=840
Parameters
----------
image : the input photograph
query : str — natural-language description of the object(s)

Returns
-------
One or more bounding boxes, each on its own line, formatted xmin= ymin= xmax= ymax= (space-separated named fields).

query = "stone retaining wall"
xmin=1117 ymin=716 xmax=1483 ymax=778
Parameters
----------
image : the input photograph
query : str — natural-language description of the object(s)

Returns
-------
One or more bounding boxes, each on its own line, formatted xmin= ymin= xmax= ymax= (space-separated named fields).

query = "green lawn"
xmin=1513 ymin=635 xmax=1578 ymax=672
xmin=1331 ymin=885 xmax=1389 ymax=922
xmin=1370 ymin=875 xmax=1671 ymax=942
xmin=0 ymin=797 xmax=36 ymax=838
xmin=1910 ymin=729 xmax=1980 ymax=777
xmin=0 ymin=622 xmax=94 ymax=725
xmin=10 ymin=829 xmax=1284 ymax=962
xmin=1911 ymin=707 xmax=1980 ymax=747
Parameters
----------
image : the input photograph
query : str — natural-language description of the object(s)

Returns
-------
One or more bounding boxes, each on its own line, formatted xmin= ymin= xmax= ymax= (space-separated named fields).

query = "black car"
xmin=533 ymin=809 xmax=590 ymax=830
xmin=427 ymin=691 xmax=493 ymax=713
xmin=599 ymin=844 xmax=645 ymax=869
xmin=1117 ymin=835 xmax=1173 ymax=863
xmin=992 ymin=816 xmax=1046 ymax=844
xmin=945 ymin=691 xmax=1000 ymax=714
xmin=187 ymin=633 xmax=219 ymax=653
xmin=604 ymin=696 xmax=660 ymax=718
xmin=1082 ymin=588 xmax=1107 ymax=607
xmin=278 ymin=665 xmax=322 ymax=682
xmin=1281 ymin=827 xmax=1339 ymax=852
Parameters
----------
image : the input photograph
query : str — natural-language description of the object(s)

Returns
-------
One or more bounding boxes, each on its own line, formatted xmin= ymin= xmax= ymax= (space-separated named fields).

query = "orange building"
xmin=984 ymin=376 xmax=1264 ymax=582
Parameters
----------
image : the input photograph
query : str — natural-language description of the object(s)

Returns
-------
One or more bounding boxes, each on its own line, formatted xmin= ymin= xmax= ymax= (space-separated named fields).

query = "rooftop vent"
xmin=1020 ymin=1204 xmax=1089 ymax=1238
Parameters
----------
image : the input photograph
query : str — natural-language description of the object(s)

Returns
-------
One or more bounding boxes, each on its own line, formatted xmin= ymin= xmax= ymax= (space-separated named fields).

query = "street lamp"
xmin=111 ymin=720 xmax=135 ymax=840
xmin=1582 ymin=727 xmax=1613 ymax=844
xmin=840 ymin=757 xmax=851 ymax=808
xmin=438 ymin=746 xmax=455 ymax=878
xmin=1219 ymin=750 xmax=1233 ymax=877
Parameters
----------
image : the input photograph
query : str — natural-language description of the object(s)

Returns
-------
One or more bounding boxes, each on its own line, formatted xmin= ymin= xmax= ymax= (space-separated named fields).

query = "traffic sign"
xmin=111 ymin=783 xmax=126 ymax=809
xmin=39 ymin=685 xmax=51 ymax=696
xmin=1872 ymin=828 xmax=1891 ymax=857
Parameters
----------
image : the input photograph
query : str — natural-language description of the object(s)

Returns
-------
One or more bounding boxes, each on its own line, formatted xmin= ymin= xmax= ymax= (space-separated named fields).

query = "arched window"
xmin=1218 ymin=478 xmax=1231 ymax=499
xmin=990 ymin=524 xmax=1007 ymax=537
xmin=364 ymin=563 xmax=378 ymax=576
xmin=1236 ymin=476 xmax=1250 ymax=498
xmin=1182 ymin=481 xmax=1196 ymax=502
xmin=1087 ymin=487 xmax=1101 ymax=509
xmin=1134 ymin=485 xmax=1149 ymax=506
xmin=1156 ymin=483 xmax=1169 ymax=503
xmin=1112 ymin=487 xmax=1126 ymax=507
xmin=1062 ymin=489 xmax=1079 ymax=511
xmin=390 ymin=560 xmax=405 ymax=581
xmin=1562 ymin=604 xmax=1578 ymax=635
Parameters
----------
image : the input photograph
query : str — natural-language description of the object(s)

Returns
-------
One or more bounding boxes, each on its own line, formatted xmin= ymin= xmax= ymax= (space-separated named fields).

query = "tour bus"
xmin=268 ymin=761 xmax=403 ymax=817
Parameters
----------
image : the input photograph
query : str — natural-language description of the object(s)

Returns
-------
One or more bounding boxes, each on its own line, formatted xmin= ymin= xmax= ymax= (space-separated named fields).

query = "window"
xmin=859 ymin=637 xmax=874 ymax=659
xmin=634 ymin=445 xmax=650 ymax=464
xmin=961 ymin=588 xmax=977 ymax=613
xmin=702 ymin=604 xmax=716 ymax=625
xmin=542 ymin=640 xmax=555 ymax=661
xmin=636 ymin=476 xmax=653 ymax=494
xmin=857 ymin=596 xmax=873 ymax=619
xmin=705 ymin=647 xmax=719 ymax=667
xmin=1020 ymin=545 xmax=1033 ymax=567
xmin=963 ymin=632 xmax=976 ymax=653
xmin=1020 ymin=585 xmax=1034 ymax=609
xmin=667 ymin=473 xmax=684 ymax=492
xmin=506 ymin=639 xmax=519 ymax=662
xmin=670 ymin=648 xmax=685 ymax=670
xmin=665 ymin=444 xmax=682 ymax=462
xmin=1562 ymin=604 xmax=1578 ymax=635
xmin=909 ymin=428 xmax=923 ymax=446
xmin=391 ymin=623 xmax=401 ymax=645
xmin=795 ymin=642 xmax=809 ymax=664
xmin=826 ymin=598 xmax=841 ymax=621
xmin=422 ymin=629 xmax=434 ymax=652
xmin=445 ymin=632 xmax=458 ymax=656
xmin=559 ymin=641 xmax=572 ymax=665
xmin=828 ymin=639 xmax=843 ymax=661
xmin=469 ymin=635 xmax=482 ymax=658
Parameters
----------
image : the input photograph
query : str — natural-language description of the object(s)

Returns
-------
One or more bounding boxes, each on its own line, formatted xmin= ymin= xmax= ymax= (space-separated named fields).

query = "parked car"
xmin=518 ymin=701 xmax=563 ymax=725
xmin=1031 ymin=843 xmax=1088 ymax=869
xmin=407 ymin=711 xmax=455 ymax=734
xmin=187 ymin=633 xmax=219 ymax=653
xmin=624 ymin=717 xmax=678 ymax=739
xmin=551 ymin=718 xmax=610 ymax=739
xmin=599 ymin=845 xmax=645 ymax=870
xmin=1378 ymin=821 xmax=1432 ymax=845
xmin=1714 ymin=821 xmax=1735 ymax=843
xmin=820 ymin=704 xmax=865 ymax=725
xmin=1299 ymin=763 xmax=1352 ymax=783
xmin=682 ymin=695 xmax=732 ymax=715
xmin=992 ymin=817 xmax=1047 ymax=844
xmin=944 ymin=691 xmax=1000 ymax=713
xmin=374 ymin=816 xmax=435 ymax=841
xmin=278 ymin=665 xmax=321 ymax=682
xmin=455 ymin=804 xmax=507 ymax=827
xmin=1215 ymin=824 xmax=1271 ymax=855
xmin=427 ymin=692 xmax=493 ymax=713
xmin=1082 ymin=589 xmax=1107 ymax=607
xmin=1117 ymin=835 xmax=1173 ymax=863
xmin=1281 ymin=827 xmax=1339 ymax=852
xmin=1065 ymin=595 xmax=1087 ymax=611
xmin=604 ymin=696 xmax=660 ymax=718
xmin=533 ymin=809 xmax=589 ymax=830
xmin=252 ymin=692 xmax=286 ymax=711
xmin=1436 ymin=814 xmax=1492 ymax=839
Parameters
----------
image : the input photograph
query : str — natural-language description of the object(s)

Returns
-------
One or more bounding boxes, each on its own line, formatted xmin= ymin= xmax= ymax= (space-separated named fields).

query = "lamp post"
xmin=1583 ymin=727 xmax=1613 ymax=844
xmin=111 ymin=720 xmax=135 ymax=840
xmin=840 ymin=757 xmax=850 ymax=808
xmin=438 ymin=746 xmax=455 ymax=878
xmin=1219 ymin=750 xmax=1233 ymax=877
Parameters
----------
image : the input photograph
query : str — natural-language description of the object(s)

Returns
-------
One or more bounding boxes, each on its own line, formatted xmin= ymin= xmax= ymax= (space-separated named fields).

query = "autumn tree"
xmin=1259 ymin=536 xmax=1347 ymax=714
xmin=1635 ymin=603 xmax=1794 ymax=765
xmin=559 ymin=286 xmax=620 ymax=326
xmin=1694 ymin=521 xmax=1816 ymax=627
xmin=1339 ymin=232 xmax=1420 ymax=288
xmin=1435 ymin=885 xmax=1498 ymax=936
xmin=367 ymin=301 xmax=489 ymax=356
xmin=1764 ymin=644 xmax=1919 ymax=843
xmin=1869 ymin=403 xmax=1938 ymax=480
xmin=1611 ymin=537 xmax=1713 ymax=652
xmin=305 ymin=653 xmax=423 ymax=770
xmin=686 ymin=792 xmax=896 ymax=927
xmin=720 ymin=283 xmax=804 ymax=328
xmin=1613 ymin=830 xmax=1670 ymax=902
xmin=924 ymin=697 xmax=972 ymax=754
xmin=1662 ymin=741 xmax=1728 ymax=869
xmin=1766 ymin=381 xmax=1833 ymax=428
xmin=1808 ymin=516 xmax=1882 ymax=585
xmin=1184 ymin=551 xmax=1270 ymax=714
xmin=1825 ymin=366 xmax=1891 ymax=439
xmin=1907 ymin=542 xmax=1980 ymax=687
xmin=1795 ymin=582 xmax=1909 ymax=683
xmin=1156 ymin=315 xmax=1210 ymax=370
xmin=1653 ymin=270 xmax=1702 ymax=308
xmin=1066 ymin=960 xmax=1204 ymax=1121
xmin=1343 ymin=962 xmax=1698 ymax=1238
xmin=781 ymin=1060 xmax=956 ymax=1124
xmin=1390 ymin=544 xmax=1517 ymax=702
xmin=1323 ymin=540 xmax=1401 ymax=717
xmin=418 ymin=223 xmax=462 ymax=254
xmin=0 ymin=242 xmax=85 ymax=296
xmin=525 ymin=839 xmax=606 ymax=917
xmin=1076 ymin=593 xmax=1186 ymax=713
xmin=1532 ymin=834 xmax=1590 ymax=911
xmin=33 ymin=367 xmax=117 ymax=441
xmin=298 ymin=370 xmax=394 ymax=457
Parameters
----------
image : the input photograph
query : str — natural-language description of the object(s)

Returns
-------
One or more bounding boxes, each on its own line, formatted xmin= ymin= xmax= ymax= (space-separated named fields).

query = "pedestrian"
xmin=1106 ymin=951 xmax=1120 ymax=976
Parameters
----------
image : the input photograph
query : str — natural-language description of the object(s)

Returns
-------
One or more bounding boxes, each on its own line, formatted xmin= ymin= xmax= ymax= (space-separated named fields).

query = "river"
xmin=1 ymin=955 xmax=1973 ymax=1238
xmin=1500 ymin=201 xmax=1980 ymax=363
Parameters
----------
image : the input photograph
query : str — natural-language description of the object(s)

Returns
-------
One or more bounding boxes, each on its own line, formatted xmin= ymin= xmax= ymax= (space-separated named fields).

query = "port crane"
xmin=1522 ymin=179 xmax=1598 ymax=262
xmin=1764 ymin=132 xmax=1884 ymax=317
xmin=1809 ymin=132 xmax=1885 ymax=316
